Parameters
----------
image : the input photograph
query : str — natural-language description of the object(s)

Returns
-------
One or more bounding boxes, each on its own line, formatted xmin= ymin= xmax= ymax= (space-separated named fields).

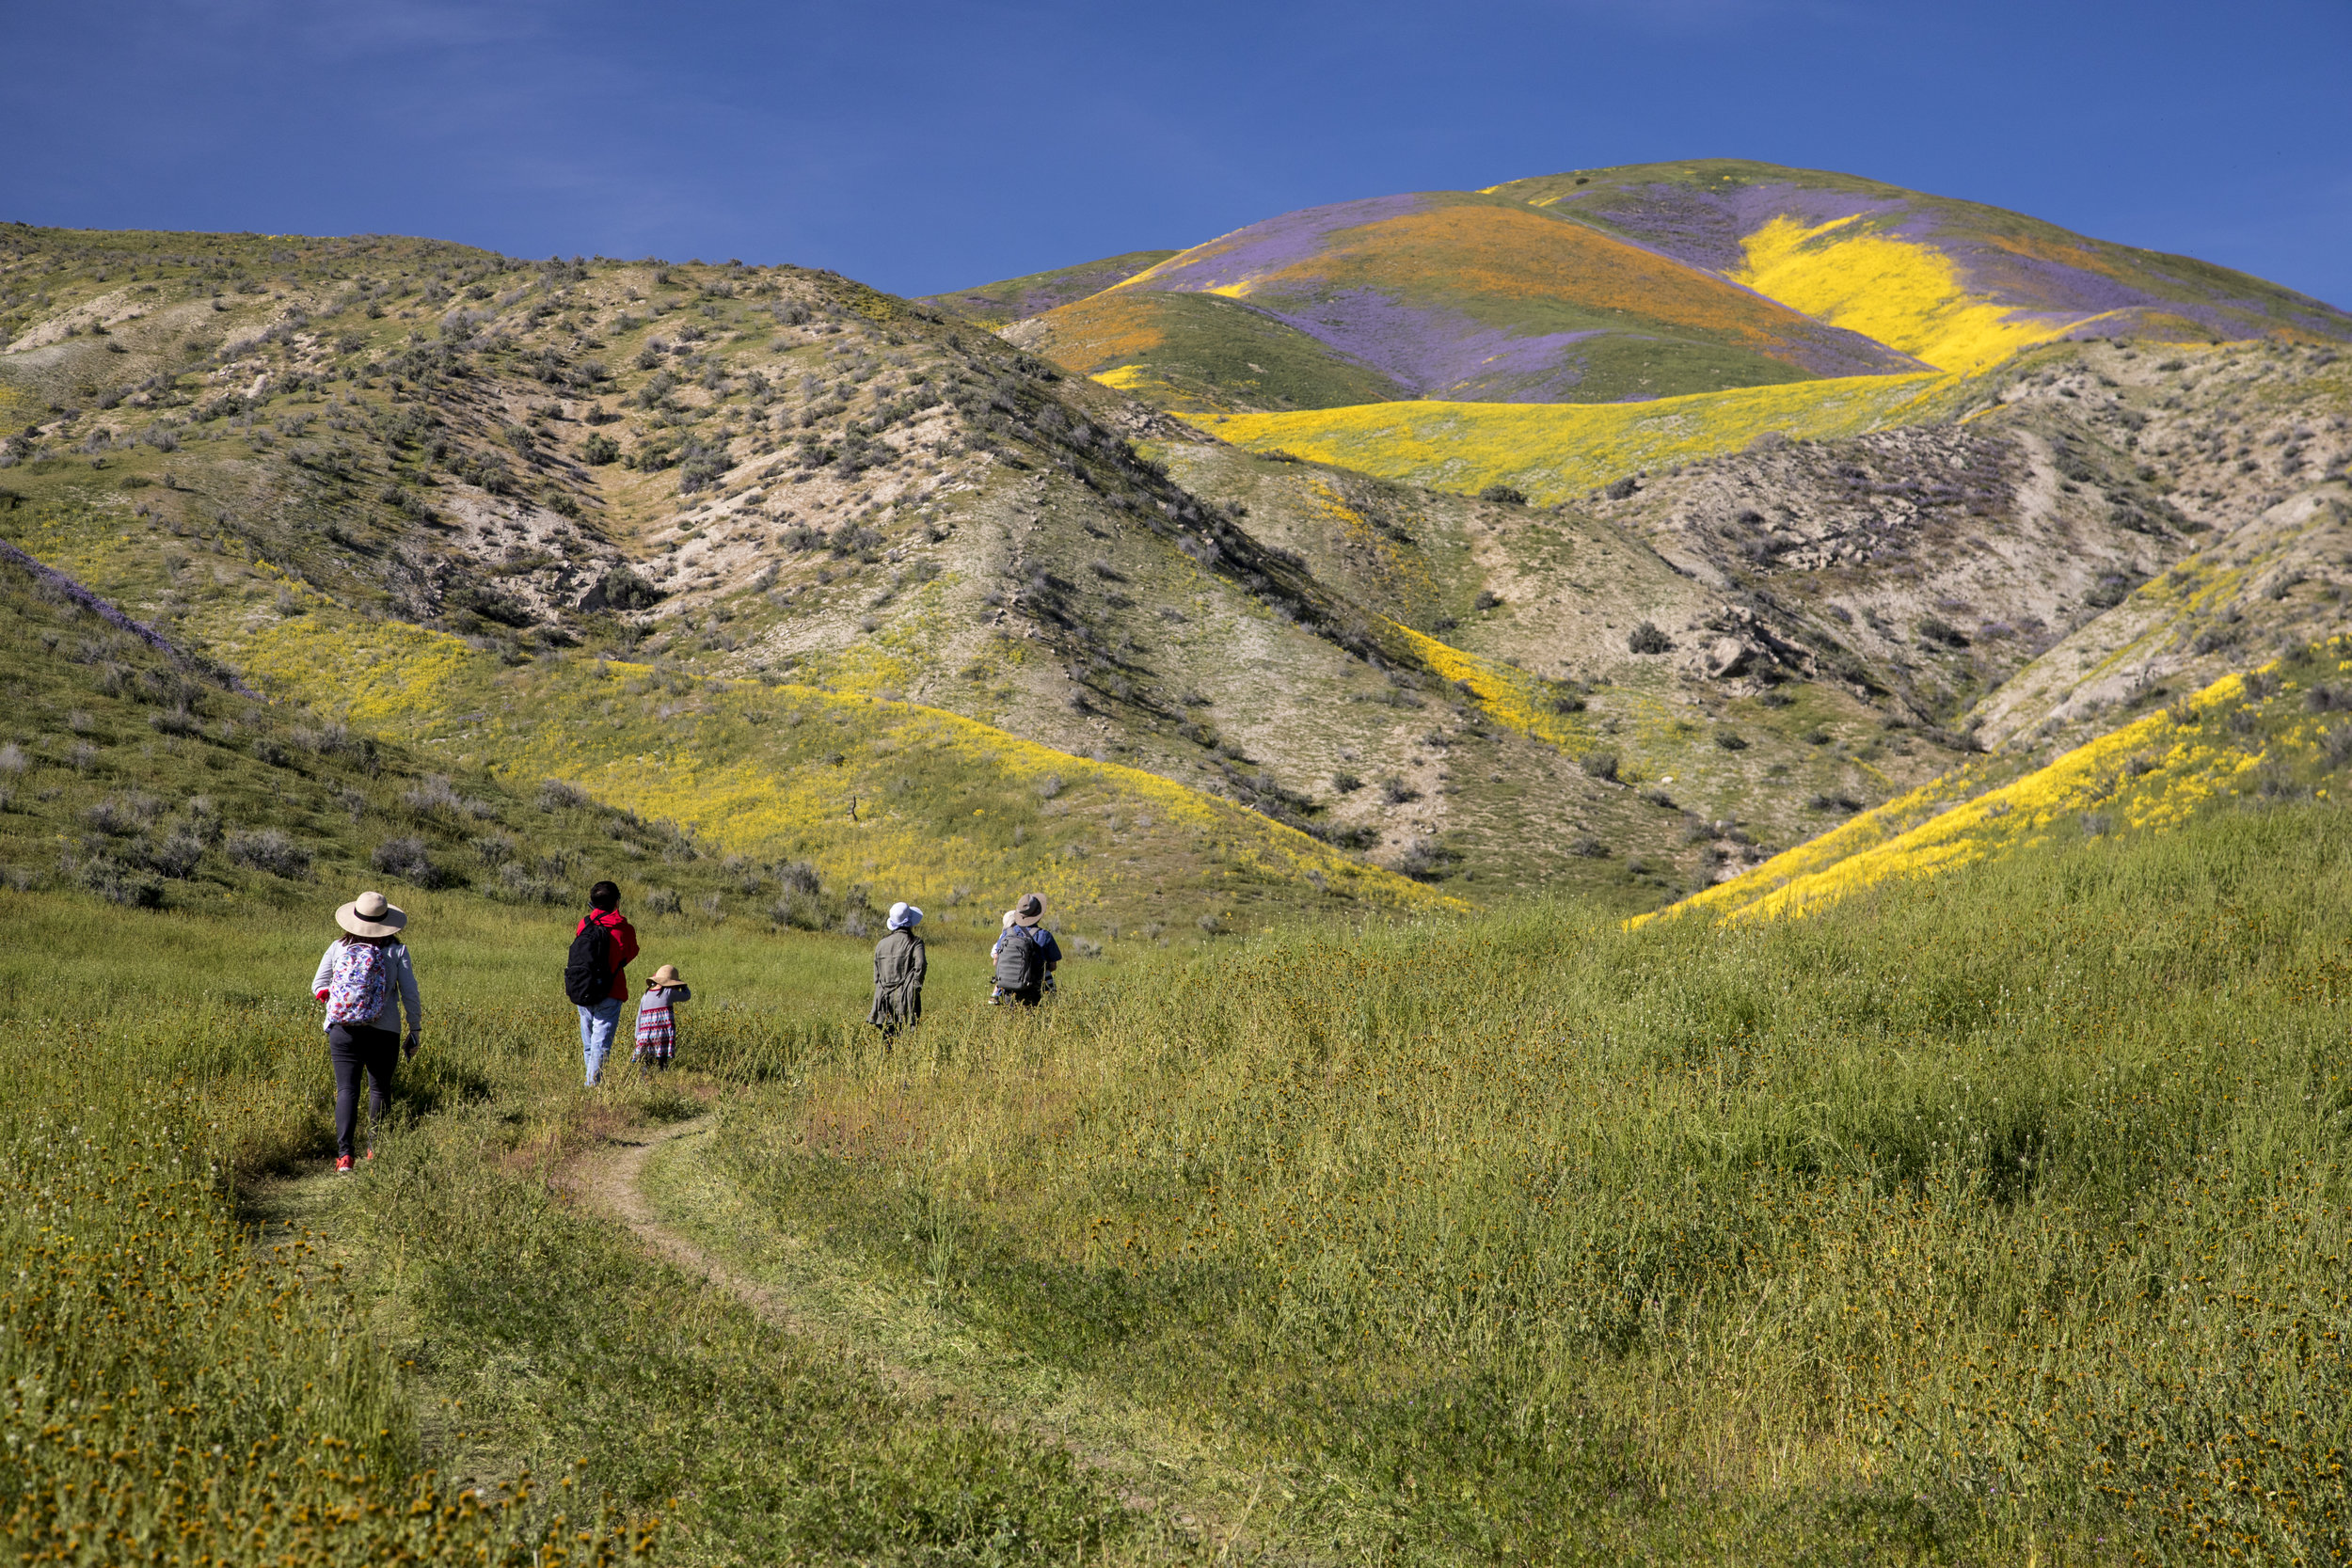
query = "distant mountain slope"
xmin=1487 ymin=160 xmax=2352 ymax=371
xmin=1012 ymin=190 xmax=1923 ymax=410
xmin=919 ymin=249 xmax=1178 ymax=328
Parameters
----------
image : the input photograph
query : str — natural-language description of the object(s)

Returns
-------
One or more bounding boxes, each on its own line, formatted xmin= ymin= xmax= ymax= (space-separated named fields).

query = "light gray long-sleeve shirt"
xmin=310 ymin=939 xmax=422 ymax=1036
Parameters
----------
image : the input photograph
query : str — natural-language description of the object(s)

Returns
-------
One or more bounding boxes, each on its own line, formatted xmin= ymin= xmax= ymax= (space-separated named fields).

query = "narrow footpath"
xmin=565 ymin=1112 xmax=1293 ymax=1562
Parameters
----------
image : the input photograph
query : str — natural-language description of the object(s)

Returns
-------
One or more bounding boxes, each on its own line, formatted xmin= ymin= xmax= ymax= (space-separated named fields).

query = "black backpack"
xmin=993 ymin=926 xmax=1044 ymax=992
xmin=564 ymin=918 xmax=615 ymax=1006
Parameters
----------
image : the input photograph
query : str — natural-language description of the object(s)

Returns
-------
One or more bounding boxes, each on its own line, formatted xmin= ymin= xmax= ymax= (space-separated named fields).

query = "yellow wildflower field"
xmin=240 ymin=614 xmax=1458 ymax=936
xmin=1200 ymin=372 xmax=1953 ymax=505
xmin=1661 ymin=645 xmax=2349 ymax=924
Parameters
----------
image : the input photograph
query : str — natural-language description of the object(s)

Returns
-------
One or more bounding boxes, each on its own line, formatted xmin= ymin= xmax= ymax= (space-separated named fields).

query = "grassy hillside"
xmin=1486 ymin=158 xmax=2352 ymax=366
xmin=683 ymin=794 xmax=2352 ymax=1562
xmin=230 ymin=607 xmax=1456 ymax=942
xmin=918 ymin=248 xmax=1179 ymax=327
xmin=1 ymin=226 xmax=1885 ymax=911
xmin=13 ymin=745 xmax=2352 ymax=1560
xmin=1020 ymin=287 xmax=1412 ymax=414
xmin=1667 ymin=637 xmax=2352 ymax=924
xmin=0 ymin=546 xmax=798 ymax=922
xmin=3 ymin=218 xmax=2343 ymax=921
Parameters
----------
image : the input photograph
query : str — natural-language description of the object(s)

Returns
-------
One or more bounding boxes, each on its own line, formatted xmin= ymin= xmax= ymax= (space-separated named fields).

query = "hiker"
xmin=869 ymin=902 xmax=926 ymax=1035
xmin=310 ymin=890 xmax=421 ymax=1174
xmin=987 ymin=910 xmax=1018 ymax=1006
xmin=990 ymin=893 xmax=1062 ymax=1007
xmin=631 ymin=964 xmax=690 ymax=1074
xmin=564 ymin=880 xmax=639 ymax=1087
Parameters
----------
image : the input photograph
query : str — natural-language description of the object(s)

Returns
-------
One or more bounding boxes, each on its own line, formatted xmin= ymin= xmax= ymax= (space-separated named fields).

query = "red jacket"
xmin=575 ymin=909 xmax=639 ymax=1002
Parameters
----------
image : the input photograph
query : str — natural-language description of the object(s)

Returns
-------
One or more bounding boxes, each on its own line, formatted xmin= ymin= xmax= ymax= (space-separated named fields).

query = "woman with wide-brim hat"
xmin=309 ymin=890 xmax=422 ymax=1174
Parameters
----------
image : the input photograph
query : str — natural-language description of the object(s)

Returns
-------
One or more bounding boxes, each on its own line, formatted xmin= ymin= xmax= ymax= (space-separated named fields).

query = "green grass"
xmin=0 ymin=889 xmax=1132 ymax=1565
xmin=691 ymin=800 xmax=2352 ymax=1562
xmin=1045 ymin=288 xmax=1412 ymax=414
xmin=920 ymin=250 xmax=1182 ymax=327
xmin=12 ymin=755 xmax=2352 ymax=1560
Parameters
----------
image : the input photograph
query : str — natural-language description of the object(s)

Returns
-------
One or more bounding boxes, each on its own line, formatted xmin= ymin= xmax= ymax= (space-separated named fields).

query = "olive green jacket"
xmin=868 ymin=928 xmax=926 ymax=1029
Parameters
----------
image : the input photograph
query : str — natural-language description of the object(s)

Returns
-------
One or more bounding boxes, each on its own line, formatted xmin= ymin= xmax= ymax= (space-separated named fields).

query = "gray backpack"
xmin=993 ymin=927 xmax=1043 ymax=991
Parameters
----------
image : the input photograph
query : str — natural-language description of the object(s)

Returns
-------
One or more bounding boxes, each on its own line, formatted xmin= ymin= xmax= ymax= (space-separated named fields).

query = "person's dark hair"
xmin=589 ymin=880 xmax=620 ymax=912
xmin=338 ymin=931 xmax=396 ymax=947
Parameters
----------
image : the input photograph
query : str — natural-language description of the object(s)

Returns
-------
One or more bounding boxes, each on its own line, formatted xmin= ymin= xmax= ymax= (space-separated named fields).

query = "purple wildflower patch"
xmin=0 ymin=538 xmax=256 ymax=695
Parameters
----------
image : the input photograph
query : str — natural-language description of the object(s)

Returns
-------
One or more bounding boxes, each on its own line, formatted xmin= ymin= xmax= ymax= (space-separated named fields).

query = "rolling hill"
xmin=983 ymin=189 xmax=1925 ymax=413
xmin=945 ymin=159 xmax=2352 ymax=419
xmin=2 ymin=158 xmax=2346 ymax=922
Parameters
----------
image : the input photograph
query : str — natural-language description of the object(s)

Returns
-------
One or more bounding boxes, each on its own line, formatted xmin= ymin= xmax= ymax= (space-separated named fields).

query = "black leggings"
xmin=327 ymin=1024 xmax=399 ymax=1159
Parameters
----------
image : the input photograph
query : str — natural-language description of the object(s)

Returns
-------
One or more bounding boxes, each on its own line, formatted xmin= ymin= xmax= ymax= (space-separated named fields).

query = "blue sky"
xmin=8 ymin=0 xmax=2349 ymax=308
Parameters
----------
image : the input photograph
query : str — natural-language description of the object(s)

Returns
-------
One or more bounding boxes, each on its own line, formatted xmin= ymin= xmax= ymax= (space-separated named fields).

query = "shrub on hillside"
xmin=1392 ymin=839 xmax=1458 ymax=880
xmin=404 ymin=774 xmax=496 ymax=819
xmin=1579 ymin=750 xmax=1620 ymax=783
xmin=496 ymin=863 xmax=564 ymax=903
xmin=1627 ymin=620 xmax=1673 ymax=655
xmin=372 ymin=835 xmax=449 ymax=889
xmin=142 ymin=830 xmax=206 ymax=880
xmin=61 ymin=840 xmax=162 ymax=907
xmin=592 ymin=567 xmax=661 ymax=612
xmin=537 ymin=779 xmax=592 ymax=813
xmin=226 ymin=828 xmax=312 ymax=879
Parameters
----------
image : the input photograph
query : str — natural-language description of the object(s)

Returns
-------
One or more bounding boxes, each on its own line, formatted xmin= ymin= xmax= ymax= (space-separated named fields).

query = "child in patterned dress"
xmin=631 ymin=964 xmax=689 ymax=1073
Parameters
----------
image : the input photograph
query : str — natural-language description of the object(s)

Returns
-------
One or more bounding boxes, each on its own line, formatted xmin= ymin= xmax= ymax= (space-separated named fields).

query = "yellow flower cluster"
xmin=1665 ymin=656 xmax=2334 ymax=925
xmin=1732 ymin=215 xmax=2083 ymax=373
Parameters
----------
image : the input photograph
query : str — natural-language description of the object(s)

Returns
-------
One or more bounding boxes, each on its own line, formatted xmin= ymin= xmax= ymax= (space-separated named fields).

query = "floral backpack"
xmin=326 ymin=941 xmax=390 ymax=1025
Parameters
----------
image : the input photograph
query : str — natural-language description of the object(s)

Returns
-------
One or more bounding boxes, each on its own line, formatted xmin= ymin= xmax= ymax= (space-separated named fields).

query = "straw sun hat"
xmin=648 ymin=964 xmax=684 ymax=989
xmin=335 ymin=890 xmax=407 ymax=939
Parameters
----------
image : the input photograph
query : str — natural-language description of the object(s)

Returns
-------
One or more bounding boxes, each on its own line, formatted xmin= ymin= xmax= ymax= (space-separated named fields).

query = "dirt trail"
xmin=563 ymin=1118 xmax=917 ymax=1383
xmin=565 ymin=1114 xmax=1283 ymax=1560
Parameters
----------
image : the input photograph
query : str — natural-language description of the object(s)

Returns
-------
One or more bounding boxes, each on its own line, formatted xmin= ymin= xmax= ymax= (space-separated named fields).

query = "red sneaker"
xmin=365 ymin=1148 xmax=376 ymax=1162
xmin=335 ymin=1155 xmax=355 ymax=1175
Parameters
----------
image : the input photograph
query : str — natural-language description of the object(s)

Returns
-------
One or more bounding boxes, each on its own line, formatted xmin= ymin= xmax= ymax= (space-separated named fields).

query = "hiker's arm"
xmin=671 ymin=984 xmax=691 ymax=1004
xmin=913 ymin=943 xmax=927 ymax=986
xmin=310 ymin=946 xmax=335 ymax=1002
xmin=394 ymin=946 xmax=422 ymax=1038
xmin=615 ymin=919 xmax=641 ymax=969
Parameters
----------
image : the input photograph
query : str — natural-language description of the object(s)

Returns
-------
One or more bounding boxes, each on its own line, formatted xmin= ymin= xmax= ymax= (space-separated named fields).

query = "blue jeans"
xmin=578 ymin=998 xmax=622 ymax=1085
